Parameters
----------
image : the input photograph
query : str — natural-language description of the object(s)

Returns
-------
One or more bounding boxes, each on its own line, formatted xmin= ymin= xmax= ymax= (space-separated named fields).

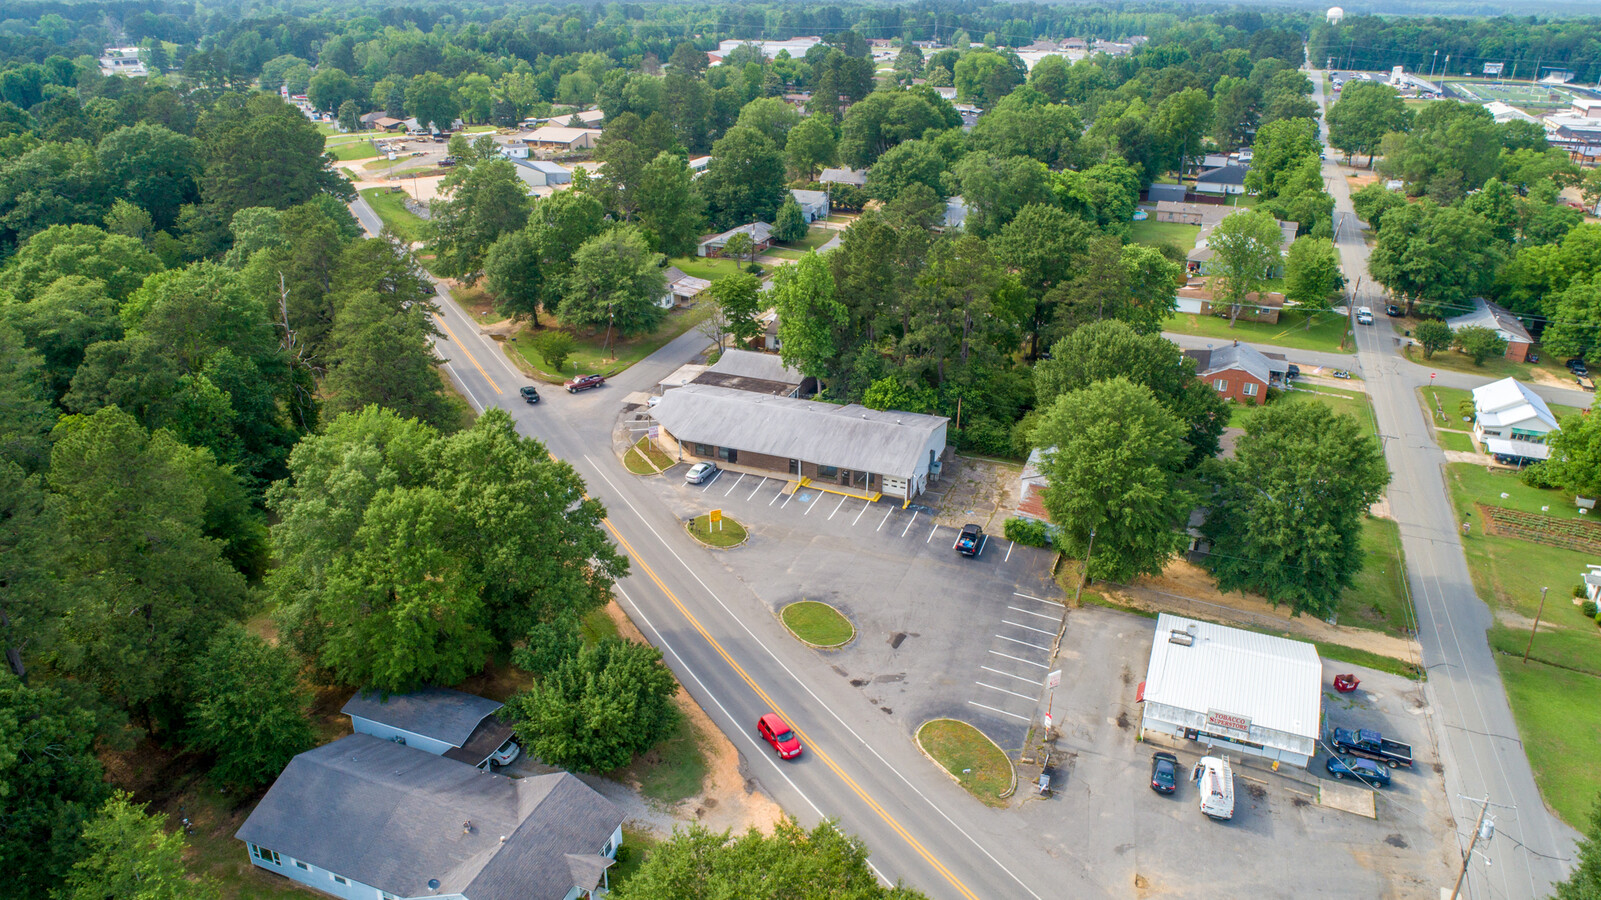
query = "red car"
xmin=757 ymin=713 xmax=802 ymax=759
xmin=565 ymin=374 xmax=605 ymax=393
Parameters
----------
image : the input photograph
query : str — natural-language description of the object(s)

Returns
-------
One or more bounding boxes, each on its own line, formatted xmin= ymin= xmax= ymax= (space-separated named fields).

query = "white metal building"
xmin=1138 ymin=614 xmax=1323 ymax=767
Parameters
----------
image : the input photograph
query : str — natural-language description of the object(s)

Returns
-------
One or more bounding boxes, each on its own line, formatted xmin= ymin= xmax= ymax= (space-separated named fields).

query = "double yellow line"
xmin=433 ymin=312 xmax=503 ymax=394
xmin=602 ymin=519 xmax=980 ymax=900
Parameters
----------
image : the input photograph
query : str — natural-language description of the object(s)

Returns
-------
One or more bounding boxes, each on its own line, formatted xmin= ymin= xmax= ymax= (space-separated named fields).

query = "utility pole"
xmin=1523 ymin=586 xmax=1549 ymax=663
xmin=1450 ymin=797 xmax=1496 ymax=900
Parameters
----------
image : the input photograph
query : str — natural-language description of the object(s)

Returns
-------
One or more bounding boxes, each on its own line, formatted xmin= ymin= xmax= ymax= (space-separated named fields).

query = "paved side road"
xmin=1308 ymin=69 xmax=1580 ymax=899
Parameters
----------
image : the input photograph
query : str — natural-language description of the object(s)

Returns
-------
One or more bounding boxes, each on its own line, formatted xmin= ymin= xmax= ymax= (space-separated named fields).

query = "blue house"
xmin=237 ymin=734 xmax=624 ymax=900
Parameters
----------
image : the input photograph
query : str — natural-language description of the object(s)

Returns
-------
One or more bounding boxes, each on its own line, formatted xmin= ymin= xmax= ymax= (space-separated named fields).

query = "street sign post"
xmin=1046 ymin=670 xmax=1062 ymax=690
xmin=709 ymin=508 xmax=723 ymax=532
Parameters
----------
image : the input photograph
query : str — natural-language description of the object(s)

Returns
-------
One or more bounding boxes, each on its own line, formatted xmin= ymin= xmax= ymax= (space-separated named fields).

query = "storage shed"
xmin=1138 ymin=614 xmax=1323 ymax=767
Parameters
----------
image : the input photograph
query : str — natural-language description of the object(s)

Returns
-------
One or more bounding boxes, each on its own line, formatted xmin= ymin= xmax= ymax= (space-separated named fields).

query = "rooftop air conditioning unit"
xmin=1168 ymin=629 xmax=1194 ymax=646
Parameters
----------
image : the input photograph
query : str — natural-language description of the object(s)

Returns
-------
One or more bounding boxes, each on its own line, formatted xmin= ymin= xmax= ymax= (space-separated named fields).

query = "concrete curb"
xmin=778 ymin=601 xmax=856 ymax=649
xmin=683 ymin=516 xmax=748 ymax=550
xmin=914 ymin=718 xmax=1019 ymax=805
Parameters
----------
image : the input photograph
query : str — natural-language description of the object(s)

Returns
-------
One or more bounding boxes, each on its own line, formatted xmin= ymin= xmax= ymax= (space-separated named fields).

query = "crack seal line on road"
xmin=585 ymin=458 xmax=1050 ymax=900
xmin=599 ymin=516 xmax=982 ymax=900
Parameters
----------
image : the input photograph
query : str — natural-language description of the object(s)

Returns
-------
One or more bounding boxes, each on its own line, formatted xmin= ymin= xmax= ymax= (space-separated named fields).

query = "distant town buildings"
xmin=98 ymin=47 xmax=147 ymax=77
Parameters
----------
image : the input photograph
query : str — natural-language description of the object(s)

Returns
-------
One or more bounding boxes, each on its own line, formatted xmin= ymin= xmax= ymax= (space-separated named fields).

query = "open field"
xmin=358 ymin=187 xmax=427 ymax=243
xmin=1163 ymin=308 xmax=1352 ymax=354
xmin=1445 ymin=78 xmax=1590 ymax=109
xmin=1128 ymin=218 xmax=1199 ymax=254
xmin=507 ymin=305 xmax=711 ymax=381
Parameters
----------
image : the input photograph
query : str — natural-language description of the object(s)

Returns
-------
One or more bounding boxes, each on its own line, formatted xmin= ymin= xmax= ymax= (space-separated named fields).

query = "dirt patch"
xmin=1103 ymin=559 xmax=1419 ymax=661
xmin=1347 ymin=172 xmax=1381 ymax=189
xmin=927 ymin=455 xmax=1023 ymax=529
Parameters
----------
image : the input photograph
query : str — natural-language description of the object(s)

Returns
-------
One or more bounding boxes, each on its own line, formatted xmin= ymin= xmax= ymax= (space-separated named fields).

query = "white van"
xmin=1193 ymin=756 xmax=1235 ymax=820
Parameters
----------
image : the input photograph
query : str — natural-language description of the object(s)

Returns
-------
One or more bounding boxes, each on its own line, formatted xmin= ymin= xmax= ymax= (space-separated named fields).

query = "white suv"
xmin=1356 ymin=307 xmax=1374 ymax=325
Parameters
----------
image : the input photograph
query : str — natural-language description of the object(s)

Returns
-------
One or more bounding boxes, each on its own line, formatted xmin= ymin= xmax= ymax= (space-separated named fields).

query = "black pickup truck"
xmin=1331 ymin=727 xmax=1413 ymax=769
xmin=955 ymin=524 xmax=985 ymax=557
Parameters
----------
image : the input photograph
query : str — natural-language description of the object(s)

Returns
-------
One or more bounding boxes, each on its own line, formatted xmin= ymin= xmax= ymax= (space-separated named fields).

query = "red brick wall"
xmin=1201 ymin=368 xmax=1269 ymax=405
xmin=1505 ymin=340 xmax=1530 ymax=363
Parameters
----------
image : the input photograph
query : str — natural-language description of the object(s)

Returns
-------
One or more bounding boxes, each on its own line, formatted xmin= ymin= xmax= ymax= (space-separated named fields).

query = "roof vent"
xmin=1168 ymin=629 xmax=1194 ymax=646
xmin=428 ymin=879 xmax=441 ymax=891
xmin=500 ymin=835 xmax=507 ymax=843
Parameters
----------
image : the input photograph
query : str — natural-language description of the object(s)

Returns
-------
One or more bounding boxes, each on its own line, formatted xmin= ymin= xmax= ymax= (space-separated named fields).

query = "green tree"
xmin=531 ymin=330 xmax=576 ymax=373
xmin=406 ymin=73 xmax=459 ymax=133
xmin=709 ymin=273 xmax=763 ymax=345
xmin=1153 ymin=87 xmax=1212 ymax=176
xmin=1554 ymin=798 xmax=1601 ymax=900
xmin=953 ymin=50 xmax=1025 ymax=107
xmin=969 ymin=86 xmax=1081 ymax=169
xmin=324 ymin=296 xmax=457 ymax=430
xmin=1368 ymin=201 xmax=1501 ymax=317
xmin=837 ymin=89 xmax=957 ymax=169
xmin=700 ymin=126 xmax=787 ymax=228
xmin=431 ymin=157 xmax=532 ymax=280
xmin=1035 ymin=321 xmax=1227 ymax=464
xmin=269 ymin=408 xmax=624 ymax=692
xmin=528 ymin=191 xmax=607 ymax=313
xmin=1350 ymin=181 xmax=1407 ymax=231
xmin=1208 ymin=210 xmax=1285 ymax=325
xmin=1326 ymin=81 xmax=1409 ymax=166
xmin=721 ymin=231 xmax=755 ymax=271
xmin=308 ymin=68 xmax=359 ymax=114
xmin=613 ymin=818 xmax=927 ymax=900
xmin=186 ymin=624 xmax=314 ymax=791
xmin=1211 ymin=76 xmax=1262 ymax=151
xmin=500 ymin=637 xmax=679 ymax=773
xmin=991 ymin=203 xmax=1095 ymax=356
xmin=785 ymin=115 xmax=838 ymax=180
xmin=483 ymin=229 xmax=545 ymax=323
xmin=197 ymin=93 xmax=350 ymax=225
xmin=949 ymin=151 xmax=1051 ymax=238
xmin=1414 ymin=319 xmax=1452 ymax=359
xmin=1031 ymin=378 xmax=1191 ymax=582
xmin=1452 ymin=324 xmax=1508 ymax=365
xmin=773 ymin=194 xmax=808 ymax=243
xmin=1378 ymin=102 xmax=1501 ymax=202
xmin=866 ymin=139 xmax=948 ymax=204
xmin=0 ymin=460 xmax=62 ymax=677
xmin=773 ymin=253 xmax=846 ymax=380
xmin=337 ymin=99 xmax=360 ymax=133
xmin=1244 ymin=117 xmax=1320 ymax=199
xmin=635 ymin=151 xmax=704 ymax=258
xmin=1204 ymin=402 xmax=1388 ymax=617
xmin=0 ymin=674 xmax=109 ymax=894
xmin=1545 ymin=410 xmax=1601 ymax=501
xmin=4 ymin=223 xmax=161 ymax=302
xmin=1283 ymin=236 xmax=1343 ymax=327
xmin=2 ymin=275 xmax=122 ymax=401
xmin=558 ymin=225 xmax=667 ymax=339
xmin=96 ymin=123 xmax=201 ymax=232
xmin=57 ymin=792 xmax=216 ymax=900
xmin=735 ymin=97 xmax=800 ymax=146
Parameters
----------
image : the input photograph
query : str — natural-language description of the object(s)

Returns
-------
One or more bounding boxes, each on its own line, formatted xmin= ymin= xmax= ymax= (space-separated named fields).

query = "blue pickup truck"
xmin=1330 ymin=727 xmax=1413 ymax=769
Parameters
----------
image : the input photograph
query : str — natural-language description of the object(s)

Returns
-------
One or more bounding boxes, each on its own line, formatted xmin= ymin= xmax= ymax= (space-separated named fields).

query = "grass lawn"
xmin=1418 ymin=385 xmax=1477 ymax=427
xmin=580 ymin=605 xmax=621 ymax=645
xmin=780 ymin=600 xmax=856 ymax=647
xmin=1489 ymin=622 xmax=1601 ymax=678
xmin=763 ymin=248 xmax=804 ymax=260
xmin=624 ymin=437 xmax=673 ymax=475
xmin=329 ymin=141 xmax=379 ymax=161
xmin=1495 ymin=655 xmax=1601 ymax=828
xmin=1228 ymin=388 xmax=1377 ymax=438
xmin=1128 ymin=218 xmax=1200 ymax=254
xmin=1340 ymin=517 xmax=1415 ymax=638
xmin=1437 ymin=430 xmax=1476 ymax=453
xmin=917 ymin=719 xmax=1014 ymax=806
xmin=776 ymin=226 xmax=838 ymax=252
xmin=1402 ymin=338 xmax=1593 ymax=396
xmin=182 ymin=786 xmax=324 ymax=900
xmin=1447 ymin=462 xmax=1594 ymax=523
xmin=669 ymin=255 xmax=749 ymax=282
xmin=687 ymin=513 xmax=747 ymax=547
xmin=615 ymin=714 xmax=709 ymax=805
xmin=358 ymin=187 xmax=427 ymax=243
xmin=608 ymin=828 xmax=661 ymax=890
xmin=507 ymin=305 xmax=711 ymax=382
xmin=1162 ymin=308 xmax=1353 ymax=354
xmin=1309 ymin=639 xmax=1423 ymax=678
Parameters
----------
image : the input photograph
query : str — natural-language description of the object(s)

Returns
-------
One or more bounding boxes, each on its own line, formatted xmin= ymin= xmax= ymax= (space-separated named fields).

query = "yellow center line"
xmin=432 ymin=312 xmax=502 ymax=394
xmin=602 ymin=519 xmax=980 ymax=900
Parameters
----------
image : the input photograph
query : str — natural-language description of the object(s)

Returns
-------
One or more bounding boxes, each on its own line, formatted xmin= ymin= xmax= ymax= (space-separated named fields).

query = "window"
xmin=817 ymin=464 xmax=839 ymax=478
xmin=602 ymin=838 xmax=615 ymax=856
xmin=332 ymin=875 xmax=348 ymax=886
xmin=295 ymin=861 xmax=310 ymax=871
xmin=788 ymin=459 xmax=800 ymax=475
xmin=251 ymin=845 xmax=281 ymax=866
xmin=1243 ymin=382 xmax=1258 ymax=397
xmin=1213 ymin=379 xmax=1229 ymax=392
xmin=693 ymin=443 xmax=715 ymax=457
xmin=717 ymin=446 xmax=737 ymax=463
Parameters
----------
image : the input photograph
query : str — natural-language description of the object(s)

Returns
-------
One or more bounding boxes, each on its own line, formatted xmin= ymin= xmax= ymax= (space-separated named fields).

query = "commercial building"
xmin=714 ymin=37 xmax=822 ymax=61
xmin=98 ymin=47 xmax=148 ymax=77
xmin=511 ymin=159 xmax=573 ymax=190
xmin=649 ymin=384 xmax=947 ymax=501
xmin=1138 ymin=614 xmax=1323 ymax=767
xmin=1472 ymin=376 xmax=1559 ymax=463
xmin=524 ymin=126 xmax=602 ymax=151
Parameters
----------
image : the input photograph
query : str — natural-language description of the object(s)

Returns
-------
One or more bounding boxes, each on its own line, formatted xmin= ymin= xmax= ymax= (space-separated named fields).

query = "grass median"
xmin=624 ymin=437 xmax=673 ymax=475
xmin=687 ymin=512 xmax=747 ymax=548
xmin=781 ymin=601 xmax=855 ymax=647
xmin=917 ymin=719 xmax=1014 ymax=807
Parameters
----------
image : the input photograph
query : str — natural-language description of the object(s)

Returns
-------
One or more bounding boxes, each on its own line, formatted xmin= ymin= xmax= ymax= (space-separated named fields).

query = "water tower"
xmin=1326 ymin=6 xmax=1344 ymax=24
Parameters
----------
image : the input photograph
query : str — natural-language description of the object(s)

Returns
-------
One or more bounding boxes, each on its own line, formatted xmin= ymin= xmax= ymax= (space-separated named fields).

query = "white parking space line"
xmin=782 ymin=488 xmax=797 ymax=509
xmin=852 ymin=501 xmax=870 ymax=526
xmin=724 ymin=472 xmax=746 ymax=496
xmin=926 ymin=524 xmax=939 ymax=543
xmin=1003 ymin=620 xmax=1056 ymax=636
xmin=968 ymin=701 xmax=1031 ymax=722
xmin=1005 ymin=540 xmax=1014 ymax=562
xmin=996 ymin=634 xmax=1052 ymax=653
xmin=700 ymin=469 xmax=722 ymax=490
xmin=804 ymin=491 xmax=820 ymax=515
xmin=976 ymin=682 xmax=1037 ymax=702
xmin=770 ymin=485 xmax=784 ymax=505
xmin=900 ymin=510 xmax=919 ymax=537
xmin=988 ymin=650 xmax=1050 ymax=669
xmin=982 ymin=666 xmax=1043 ymax=684
xmin=1012 ymin=592 xmax=1057 ymax=606
xmin=747 ymin=476 xmax=768 ymax=500
xmin=877 ymin=508 xmax=894 ymax=531
xmin=828 ymin=494 xmax=848 ymax=519
xmin=1007 ymin=606 xmax=1058 ymax=621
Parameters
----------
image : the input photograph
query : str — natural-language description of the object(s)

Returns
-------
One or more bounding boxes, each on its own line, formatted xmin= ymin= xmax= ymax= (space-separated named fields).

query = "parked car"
xmin=1150 ymin=751 xmax=1179 ymax=794
xmin=1192 ymin=756 xmax=1235 ymax=820
xmin=955 ymin=523 xmax=986 ymax=557
xmin=1386 ymin=304 xmax=1403 ymax=317
xmin=1567 ymin=358 xmax=1588 ymax=376
xmin=685 ymin=462 xmax=718 ymax=484
xmin=757 ymin=713 xmax=803 ymax=759
xmin=1330 ymin=727 xmax=1413 ymax=768
xmin=1326 ymin=755 xmax=1391 ymax=787
xmin=1332 ymin=369 xmax=1352 ymax=379
xmin=1356 ymin=307 xmax=1374 ymax=325
xmin=487 ymin=737 xmax=521 ymax=767
xmin=647 ymin=395 xmax=662 ymax=408
xmin=565 ymin=373 xmax=605 ymax=393
xmin=519 ymin=385 xmax=540 ymax=404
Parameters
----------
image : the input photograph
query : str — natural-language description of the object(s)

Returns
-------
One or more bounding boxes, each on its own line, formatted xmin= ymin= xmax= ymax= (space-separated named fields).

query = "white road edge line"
xmin=1007 ymin=606 xmax=1058 ymax=621
xmin=584 ymin=458 xmax=1047 ymax=900
xmin=1002 ymin=620 xmax=1056 ymax=636
xmin=988 ymin=650 xmax=1050 ymax=669
xmin=968 ymin=701 xmax=1031 ymax=722
xmin=981 ymin=666 xmax=1043 ymax=684
xmin=976 ymin=682 xmax=1037 ymax=702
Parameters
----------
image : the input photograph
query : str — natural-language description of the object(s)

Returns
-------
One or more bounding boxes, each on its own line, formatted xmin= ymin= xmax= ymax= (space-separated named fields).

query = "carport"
xmin=1138 ymin=614 xmax=1323 ymax=767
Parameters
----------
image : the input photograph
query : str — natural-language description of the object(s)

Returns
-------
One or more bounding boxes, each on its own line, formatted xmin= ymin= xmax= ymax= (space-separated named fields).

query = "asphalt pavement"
xmin=1309 ymin=69 xmax=1580 ymax=899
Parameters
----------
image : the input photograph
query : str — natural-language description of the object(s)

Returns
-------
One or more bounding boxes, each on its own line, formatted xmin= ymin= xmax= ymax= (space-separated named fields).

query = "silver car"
xmin=685 ymin=462 xmax=718 ymax=484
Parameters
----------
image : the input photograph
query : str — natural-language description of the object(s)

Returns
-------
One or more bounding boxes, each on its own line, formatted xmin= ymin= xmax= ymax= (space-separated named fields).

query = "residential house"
xmin=1445 ymin=297 xmax=1533 ymax=362
xmin=1063 ymin=37 xmax=1088 ymax=50
xmin=237 ymin=734 xmax=623 ymax=900
xmin=1472 ymin=377 xmax=1560 ymax=463
xmin=358 ymin=111 xmax=387 ymax=128
xmin=1145 ymin=183 xmax=1187 ymax=204
xmin=954 ymin=103 xmax=983 ymax=130
xmin=525 ymin=126 xmax=602 ymax=151
xmin=819 ymin=167 xmax=868 ymax=187
xmin=500 ymin=141 xmax=531 ymax=159
xmin=931 ymin=86 xmax=959 ymax=102
xmin=342 ymin=687 xmax=520 ymax=771
xmin=1175 ymin=279 xmax=1285 ymax=324
xmin=1184 ymin=342 xmax=1289 ymax=405
xmin=940 ymin=196 xmax=968 ymax=231
xmin=1200 ymin=153 xmax=1231 ymax=170
xmin=790 ymin=189 xmax=830 ymax=222
xmin=656 ymin=267 xmax=712 ymax=309
xmin=649 ymin=385 xmax=948 ymax=501
xmin=98 ymin=47 xmax=148 ymax=77
xmin=1583 ymin=565 xmax=1601 ymax=604
xmin=1186 ymin=209 xmax=1298 ymax=278
xmin=511 ymin=159 xmax=573 ymax=190
xmin=757 ymin=309 xmax=781 ymax=351
xmin=698 ymin=222 xmax=773 ymax=257
xmin=688 ymin=156 xmax=712 ymax=177
xmin=1195 ymin=164 xmax=1249 ymax=196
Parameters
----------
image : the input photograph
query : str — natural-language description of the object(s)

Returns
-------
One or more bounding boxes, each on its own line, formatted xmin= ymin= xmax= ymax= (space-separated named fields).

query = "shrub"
xmin=1575 ymin=584 xmax=1588 ymax=600
xmin=953 ymin=417 xmax=1015 ymax=458
xmin=1520 ymin=462 xmax=1557 ymax=489
xmin=1004 ymin=516 xmax=1052 ymax=547
xmin=1583 ymin=600 xmax=1599 ymax=619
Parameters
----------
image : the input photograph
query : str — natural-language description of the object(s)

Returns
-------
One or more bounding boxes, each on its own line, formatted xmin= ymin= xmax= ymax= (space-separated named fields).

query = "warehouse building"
xmin=1138 ymin=614 xmax=1323 ymax=767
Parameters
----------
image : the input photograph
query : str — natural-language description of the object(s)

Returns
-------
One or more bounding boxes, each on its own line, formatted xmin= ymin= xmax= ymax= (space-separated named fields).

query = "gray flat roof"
xmin=706 ymin=349 xmax=803 ymax=386
xmin=341 ymin=687 xmax=502 ymax=748
xmin=651 ymin=384 xmax=947 ymax=478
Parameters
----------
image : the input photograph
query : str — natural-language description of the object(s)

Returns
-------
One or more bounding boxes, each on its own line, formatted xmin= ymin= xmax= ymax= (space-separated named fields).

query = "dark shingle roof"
xmin=341 ymin=687 xmax=503 ymax=748
xmin=236 ymin=735 xmax=622 ymax=900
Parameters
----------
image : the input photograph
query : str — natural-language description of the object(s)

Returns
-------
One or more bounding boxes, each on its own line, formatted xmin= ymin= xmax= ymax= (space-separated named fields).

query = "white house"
xmin=342 ymin=687 xmax=520 ymax=770
xmin=499 ymin=141 xmax=530 ymax=159
xmin=699 ymin=222 xmax=773 ymax=257
xmin=98 ymin=47 xmax=148 ymax=77
xmin=818 ymin=166 xmax=867 ymax=187
xmin=688 ymin=156 xmax=712 ymax=177
xmin=238 ymin=734 xmax=623 ymax=900
xmin=790 ymin=189 xmax=829 ymax=222
xmin=1472 ymin=377 xmax=1560 ymax=463
xmin=656 ymin=266 xmax=713 ymax=309
xmin=1445 ymin=297 xmax=1533 ymax=362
